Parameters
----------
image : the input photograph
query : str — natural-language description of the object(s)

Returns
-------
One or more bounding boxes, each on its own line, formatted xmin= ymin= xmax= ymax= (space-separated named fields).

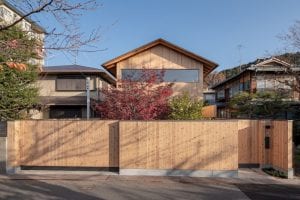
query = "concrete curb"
xmin=119 ymin=169 xmax=238 ymax=178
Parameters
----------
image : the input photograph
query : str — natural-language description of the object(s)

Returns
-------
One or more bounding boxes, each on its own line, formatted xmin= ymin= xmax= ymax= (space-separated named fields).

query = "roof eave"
xmin=211 ymin=69 xmax=251 ymax=89
xmin=101 ymin=38 xmax=218 ymax=73
xmin=39 ymin=71 xmax=116 ymax=85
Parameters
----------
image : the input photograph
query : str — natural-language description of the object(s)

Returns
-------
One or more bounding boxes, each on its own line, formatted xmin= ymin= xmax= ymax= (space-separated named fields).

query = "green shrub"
xmin=168 ymin=92 xmax=203 ymax=120
xmin=262 ymin=167 xmax=287 ymax=178
xmin=229 ymin=91 xmax=289 ymax=119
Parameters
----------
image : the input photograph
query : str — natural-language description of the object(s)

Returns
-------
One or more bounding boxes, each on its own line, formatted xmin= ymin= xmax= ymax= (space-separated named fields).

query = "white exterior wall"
xmin=0 ymin=4 xmax=45 ymax=67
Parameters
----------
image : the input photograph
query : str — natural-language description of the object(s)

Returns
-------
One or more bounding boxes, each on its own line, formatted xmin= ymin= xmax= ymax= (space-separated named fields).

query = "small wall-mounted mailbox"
xmin=265 ymin=136 xmax=270 ymax=149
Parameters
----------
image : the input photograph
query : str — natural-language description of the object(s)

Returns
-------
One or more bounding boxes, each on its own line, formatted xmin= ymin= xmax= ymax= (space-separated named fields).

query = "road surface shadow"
xmin=0 ymin=178 xmax=101 ymax=200
xmin=236 ymin=183 xmax=300 ymax=200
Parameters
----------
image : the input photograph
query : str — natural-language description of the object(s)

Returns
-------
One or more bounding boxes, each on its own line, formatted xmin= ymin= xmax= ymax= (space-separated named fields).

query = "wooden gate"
xmin=238 ymin=120 xmax=293 ymax=176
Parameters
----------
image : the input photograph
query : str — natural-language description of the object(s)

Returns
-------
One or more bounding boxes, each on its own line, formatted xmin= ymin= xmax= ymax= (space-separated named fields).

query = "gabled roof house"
xmin=212 ymin=57 xmax=300 ymax=119
xmin=31 ymin=65 xmax=115 ymax=119
xmin=102 ymin=38 xmax=218 ymax=98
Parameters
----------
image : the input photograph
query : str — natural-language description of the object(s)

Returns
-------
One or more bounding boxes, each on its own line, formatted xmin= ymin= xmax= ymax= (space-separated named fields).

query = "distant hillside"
xmin=220 ymin=52 xmax=300 ymax=79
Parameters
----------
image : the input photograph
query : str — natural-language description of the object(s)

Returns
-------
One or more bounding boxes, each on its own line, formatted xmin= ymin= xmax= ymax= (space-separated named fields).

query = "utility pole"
xmin=86 ymin=77 xmax=90 ymax=119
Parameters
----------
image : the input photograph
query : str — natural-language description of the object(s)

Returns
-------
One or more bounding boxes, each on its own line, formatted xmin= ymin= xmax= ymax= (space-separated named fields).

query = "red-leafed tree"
xmin=94 ymin=69 xmax=173 ymax=120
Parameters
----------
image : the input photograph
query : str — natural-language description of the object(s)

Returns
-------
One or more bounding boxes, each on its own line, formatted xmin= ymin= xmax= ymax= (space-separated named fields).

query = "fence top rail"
xmin=119 ymin=120 xmax=239 ymax=122
xmin=4 ymin=119 xmax=293 ymax=123
xmin=9 ymin=119 xmax=119 ymax=122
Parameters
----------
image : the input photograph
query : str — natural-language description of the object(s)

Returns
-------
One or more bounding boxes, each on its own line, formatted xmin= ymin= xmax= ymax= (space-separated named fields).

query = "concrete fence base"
xmin=119 ymin=169 xmax=238 ymax=178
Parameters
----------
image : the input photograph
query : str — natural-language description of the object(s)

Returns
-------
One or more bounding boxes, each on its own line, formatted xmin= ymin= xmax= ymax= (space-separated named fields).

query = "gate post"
xmin=287 ymin=120 xmax=294 ymax=179
xmin=6 ymin=121 xmax=21 ymax=174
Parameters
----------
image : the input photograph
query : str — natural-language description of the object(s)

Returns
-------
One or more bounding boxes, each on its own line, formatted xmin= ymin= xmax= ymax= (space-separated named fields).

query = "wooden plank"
xmin=119 ymin=121 xmax=238 ymax=171
xmin=270 ymin=120 xmax=293 ymax=171
xmin=7 ymin=121 xmax=18 ymax=167
xmin=13 ymin=120 xmax=118 ymax=168
xmin=8 ymin=119 xmax=292 ymax=172
xmin=202 ymin=105 xmax=217 ymax=118
xmin=238 ymin=119 xmax=293 ymax=171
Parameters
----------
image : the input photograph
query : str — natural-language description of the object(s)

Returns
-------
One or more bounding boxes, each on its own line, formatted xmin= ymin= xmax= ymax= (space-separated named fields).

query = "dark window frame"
xmin=55 ymin=75 xmax=96 ymax=91
xmin=121 ymin=69 xmax=200 ymax=83
xmin=49 ymin=105 xmax=85 ymax=119
xmin=216 ymin=89 xmax=225 ymax=100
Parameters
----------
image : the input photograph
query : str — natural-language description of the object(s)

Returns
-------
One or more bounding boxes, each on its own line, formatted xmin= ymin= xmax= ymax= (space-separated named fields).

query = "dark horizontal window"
xmin=56 ymin=75 xmax=95 ymax=91
xmin=121 ymin=69 xmax=199 ymax=83
xmin=49 ymin=106 xmax=84 ymax=119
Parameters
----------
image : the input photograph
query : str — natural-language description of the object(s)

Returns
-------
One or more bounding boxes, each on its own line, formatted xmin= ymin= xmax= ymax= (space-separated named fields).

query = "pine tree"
xmin=0 ymin=26 xmax=39 ymax=120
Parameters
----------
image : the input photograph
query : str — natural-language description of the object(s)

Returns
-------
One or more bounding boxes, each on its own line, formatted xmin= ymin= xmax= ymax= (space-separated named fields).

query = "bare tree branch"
xmin=275 ymin=21 xmax=300 ymax=99
xmin=0 ymin=0 xmax=104 ymax=56
xmin=0 ymin=0 xmax=54 ymax=31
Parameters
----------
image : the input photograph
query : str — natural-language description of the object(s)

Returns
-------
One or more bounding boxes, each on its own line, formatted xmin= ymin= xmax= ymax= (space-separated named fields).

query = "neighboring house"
xmin=203 ymin=89 xmax=216 ymax=105
xmin=101 ymin=38 xmax=218 ymax=98
xmin=31 ymin=65 xmax=115 ymax=119
xmin=0 ymin=0 xmax=45 ymax=68
xmin=212 ymin=57 xmax=300 ymax=119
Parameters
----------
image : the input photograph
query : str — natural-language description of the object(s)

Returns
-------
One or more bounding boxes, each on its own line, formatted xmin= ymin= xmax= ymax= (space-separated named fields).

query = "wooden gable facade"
xmin=102 ymin=39 xmax=218 ymax=98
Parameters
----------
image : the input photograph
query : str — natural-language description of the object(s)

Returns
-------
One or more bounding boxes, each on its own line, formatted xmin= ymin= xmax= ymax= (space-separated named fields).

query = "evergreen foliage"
xmin=0 ymin=26 xmax=39 ymax=120
xmin=229 ymin=91 xmax=289 ymax=119
xmin=168 ymin=92 xmax=204 ymax=120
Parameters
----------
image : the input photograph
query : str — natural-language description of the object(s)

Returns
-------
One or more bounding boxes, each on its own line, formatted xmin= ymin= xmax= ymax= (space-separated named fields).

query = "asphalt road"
xmin=0 ymin=169 xmax=299 ymax=200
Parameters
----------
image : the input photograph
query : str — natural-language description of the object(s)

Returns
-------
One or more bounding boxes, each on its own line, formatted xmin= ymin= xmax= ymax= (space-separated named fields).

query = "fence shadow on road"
xmin=0 ymin=177 xmax=102 ymax=200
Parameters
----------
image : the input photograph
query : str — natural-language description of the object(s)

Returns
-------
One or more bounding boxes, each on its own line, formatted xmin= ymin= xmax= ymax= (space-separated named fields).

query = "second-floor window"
xmin=230 ymin=84 xmax=240 ymax=97
xmin=244 ymin=80 xmax=250 ymax=90
xmin=56 ymin=75 xmax=95 ymax=91
xmin=204 ymin=93 xmax=216 ymax=104
xmin=121 ymin=69 xmax=199 ymax=83
xmin=256 ymin=79 xmax=290 ymax=91
xmin=0 ymin=7 xmax=11 ymax=19
xmin=217 ymin=90 xmax=225 ymax=100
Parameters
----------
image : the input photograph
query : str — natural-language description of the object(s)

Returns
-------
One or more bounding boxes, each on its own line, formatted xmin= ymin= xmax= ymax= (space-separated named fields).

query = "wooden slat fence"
xmin=238 ymin=120 xmax=264 ymax=166
xmin=238 ymin=120 xmax=293 ymax=174
xmin=271 ymin=120 xmax=293 ymax=171
xmin=119 ymin=121 xmax=238 ymax=171
xmin=7 ymin=120 xmax=119 ymax=168
xmin=5 ymin=119 xmax=293 ymax=177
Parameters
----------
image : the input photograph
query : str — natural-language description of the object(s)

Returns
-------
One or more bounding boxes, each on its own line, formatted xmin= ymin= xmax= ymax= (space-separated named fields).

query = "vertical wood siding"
xmin=119 ymin=121 xmax=238 ymax=170
xmin=238 ymin=120 xmax=293 ymax=171
xmin=6 ymin=119 xmax=292 ymax=172
xmin=116 ymin=45 xmax=204 ymax=98
xmin=8 ymin=120 xmax=119 ymax=167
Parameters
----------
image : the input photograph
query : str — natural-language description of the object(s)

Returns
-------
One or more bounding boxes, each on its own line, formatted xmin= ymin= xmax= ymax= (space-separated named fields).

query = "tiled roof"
xmin=41 ymin=65 xmax=116 ymax=84
xmin=42 ymin=65 xmax=105 ymax=73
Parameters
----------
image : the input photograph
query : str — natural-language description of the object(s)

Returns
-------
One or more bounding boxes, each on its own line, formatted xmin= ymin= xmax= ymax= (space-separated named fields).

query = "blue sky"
xmin=45 ymin=0 xmax=300 ymax=71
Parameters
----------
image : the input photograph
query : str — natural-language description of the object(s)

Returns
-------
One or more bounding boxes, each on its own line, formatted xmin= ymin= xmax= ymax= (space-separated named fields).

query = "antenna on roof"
xmin=73 ymin=49 xmax=79 ymax=65
xmin=237 ymin=44 xmax=244 ymax=72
